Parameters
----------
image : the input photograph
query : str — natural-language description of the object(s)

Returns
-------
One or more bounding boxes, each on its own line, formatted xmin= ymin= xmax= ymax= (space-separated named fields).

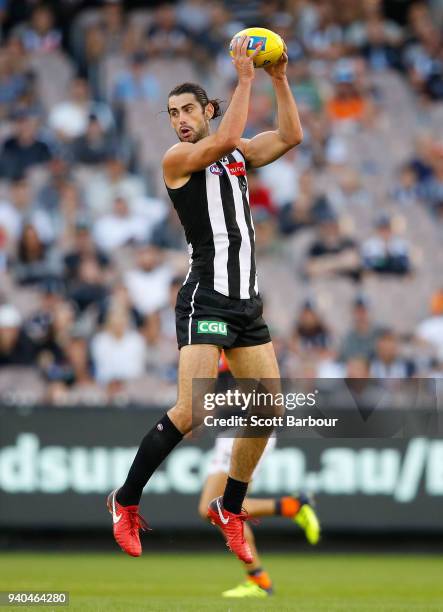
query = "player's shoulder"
xmin=162 ymin=142 xmax=193 ymax=167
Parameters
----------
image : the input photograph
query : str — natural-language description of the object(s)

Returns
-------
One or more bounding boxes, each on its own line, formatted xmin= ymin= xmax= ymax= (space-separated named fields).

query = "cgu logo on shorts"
xmin=197 ymin=320 xmax=228 ymax=335
xmin=227 ymin=162 xmax=246 ymax=176
xmin=209 ymin=164 xmax=223 ymax=175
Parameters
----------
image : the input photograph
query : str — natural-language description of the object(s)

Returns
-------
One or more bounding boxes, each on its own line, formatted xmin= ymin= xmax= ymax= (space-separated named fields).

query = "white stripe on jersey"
xmin=188 ymin=282 xmax=199 ymax=344
xmin=226 ymin=149 xmax=253 ymax=299
xmin=205 ymin=164 xmax=230 ymax=295
xmin=183 ymin=243 xmax=193 ymax=285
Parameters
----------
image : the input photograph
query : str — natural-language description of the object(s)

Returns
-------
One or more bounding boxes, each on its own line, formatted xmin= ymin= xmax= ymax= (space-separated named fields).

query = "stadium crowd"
xmin=1 ymin=0 xmax=443 ymax=406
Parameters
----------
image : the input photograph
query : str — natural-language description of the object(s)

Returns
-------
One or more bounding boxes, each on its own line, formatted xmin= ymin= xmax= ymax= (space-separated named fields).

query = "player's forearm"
xmin=273 ymin=76 xmax=303 ymax=146
xmin=215 ymin=79 xmax=252 ymax=150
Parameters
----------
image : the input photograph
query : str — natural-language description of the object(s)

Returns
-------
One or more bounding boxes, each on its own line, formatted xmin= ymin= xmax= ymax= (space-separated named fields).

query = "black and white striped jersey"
xmin=166 ymin=148 xmax=258 ymax=300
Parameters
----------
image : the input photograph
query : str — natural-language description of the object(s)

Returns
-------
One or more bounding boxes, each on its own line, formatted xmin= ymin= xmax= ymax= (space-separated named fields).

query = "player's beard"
xmin=177 ymin=122 xmax=209 ymax=143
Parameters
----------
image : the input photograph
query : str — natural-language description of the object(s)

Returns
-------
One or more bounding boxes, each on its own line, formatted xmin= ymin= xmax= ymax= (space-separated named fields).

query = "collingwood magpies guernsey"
xmin=166 ymin=148 xmax=258 ymax=300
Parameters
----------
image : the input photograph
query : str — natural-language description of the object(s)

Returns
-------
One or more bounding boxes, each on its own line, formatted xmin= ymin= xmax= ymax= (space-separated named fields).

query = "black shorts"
xmin=175 ymin=282 xmax=271 ymax=350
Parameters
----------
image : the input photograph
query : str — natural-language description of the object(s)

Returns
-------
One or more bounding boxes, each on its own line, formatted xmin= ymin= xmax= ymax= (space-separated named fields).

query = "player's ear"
xmin=205 ymin=103 xmax=214 ymax=121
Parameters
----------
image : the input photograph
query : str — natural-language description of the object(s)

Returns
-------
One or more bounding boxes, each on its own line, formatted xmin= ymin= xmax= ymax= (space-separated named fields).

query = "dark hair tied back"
xmin=168 ymin=82 xmax=222 ymax=119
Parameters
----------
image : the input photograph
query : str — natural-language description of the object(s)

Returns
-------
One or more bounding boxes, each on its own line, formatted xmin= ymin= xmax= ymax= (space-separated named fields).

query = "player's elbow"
xmin=215 ymin=135 xmax=240 ymax=154
xmin=286 ymin=128 xmax=303 ymax=147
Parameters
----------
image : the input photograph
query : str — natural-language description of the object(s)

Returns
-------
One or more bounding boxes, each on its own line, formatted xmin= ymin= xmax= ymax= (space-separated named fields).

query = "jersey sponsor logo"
xmin=209 ymin=163 xmax=223 ymax=175
xmin=226 ymin=161 xmax=246 ymax=176
xmin=197 ymin=320 xmax=228 ymax=335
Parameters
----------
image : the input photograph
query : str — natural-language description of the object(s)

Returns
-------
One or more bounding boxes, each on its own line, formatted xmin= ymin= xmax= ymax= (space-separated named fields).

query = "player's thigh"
xmin=225 ymin=342 xmax=282 ymax=417
xmin=198 ymin=472 xmax=228 ymax=519
xmin=224 ymin=341 xmax=280 ymax=379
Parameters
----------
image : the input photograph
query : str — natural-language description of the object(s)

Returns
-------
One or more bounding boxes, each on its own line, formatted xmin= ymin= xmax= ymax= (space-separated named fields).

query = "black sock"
xmin=223 ymin=476 xmax=248 ymax=514
xmin=117 ymin=413 xmax=183 ymax=506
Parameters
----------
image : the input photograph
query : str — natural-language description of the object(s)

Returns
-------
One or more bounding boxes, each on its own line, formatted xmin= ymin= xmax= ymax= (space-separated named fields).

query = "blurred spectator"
xmin=49 ymin=77 xmax=114 ymax=141
xmin=340 ymin=295 xmax=382 ymax=361
xmin=36 ymin=157 xmax=73 ymax=213
xmin=83 ymin=152 xmax=147 ymax=217
xmin=345 ymin=355 xmax=370 ymax=378
xmin=0 ymin=0 xmax=441 ymax=400
xmin=13 ymin=223 xmax=62 ymax=286
xmin=420 ymin=143 xmax=443 ymax=215
xmin=199 ymin=2 xmax=243 ymax=71
xmin=416 ymin=289 xmax=443 ymax=361
xmin=145 ymin=3 xmax=193 ymax=59
xmin=391 ymin=163 xmax=419 ymax=205
xmin=305 ymin=206 xmax=361 ymax=281
xmin=0 ymin=50 xmax=28 ymax=119
xmin=0 ymin=176 xmax=56 ymax=246
xmin=279 ymin=168 xmax=315 ymax=235
xmin=64 ymin=225 xmax=110 ymax=288
xmin=302 ymin=0 xmax=344 ymax=61
xmin=0 ymin=304 xmax=36 ymax=366
xmin=326 ymin=60 xmax=369 ymax=125
xmin=361 ymin=213 xmax=411 ymax=275
xmin=36 ymin=299 xmax=78 ymax=384
xmin=93 ymin=195 xmax=152 ymax=252
xmin=91 ymin=306 xmax=146 ymax=384
xmin=176 ymin=0 xmax=212 ymax=35
xmin=24 ymin=279 xmax=65 ymax=348
xmin=0 ymin=178 xmax=23 ymax=250
xmin=253 ymin=206 xmax=277 ymax=254
xmin=124 ymin=245 xmax=172 ymax=316
xmin=410 ymin=132 xmax=435 ymax=186
xmin=404 ymin=5 xmax=443 ymax=101
xmin=112 ymin=52 xmax=161 ymax=107
xmin=370 ymin=328 xmax=415 ymax=377
xmin=346 ymin=0 xmax=403 ymax=57
xmin=15 ymin=4 xmax=61 ymax=54
xmin=292 ymin=299 xmax=332 ymax=355
xmin=287 ymin=59 xmax=323 ymax=114
xmin=141 ymin=276 xmax=182 ymax=375
xmin=98 ymin=282 xmax=143 ymax=329
xmin=150 ymin=208 xmax=186 ymax=251
xmin=328 ymin=167 xmax=371 ymax=211
xmin=360 ymin=18 xmax=403 ymax=71
xmin=248 ymin=168 xmax=276 ymax=216
xmin=79 ymin=25 xmax=106 ymax=99
xmin=98 ymin=0 xmax=128 ymax=55
xmin=0 ymin=108 xmax=51 ymax=179
xmin=71 ymin=113 xmax=117 ymax=166
xmin=68 ymin=255 xmax=108 ymax=313
xmin=259 ymin=146 xmax=299 ymax=209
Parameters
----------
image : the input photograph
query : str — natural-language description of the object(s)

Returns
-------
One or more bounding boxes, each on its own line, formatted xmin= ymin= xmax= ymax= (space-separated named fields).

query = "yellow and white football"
xmin=229 ymin=27 xmax=284 ymax=68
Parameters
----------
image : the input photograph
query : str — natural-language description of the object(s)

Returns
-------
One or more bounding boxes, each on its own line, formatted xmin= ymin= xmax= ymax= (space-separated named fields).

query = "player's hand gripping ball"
xmin=229 ymin=27 xmax=284 ymax=68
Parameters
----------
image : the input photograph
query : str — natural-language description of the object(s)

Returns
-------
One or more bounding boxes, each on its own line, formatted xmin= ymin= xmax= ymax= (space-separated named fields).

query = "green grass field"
xmin=1 ymin=552 xmax=442 ymax=611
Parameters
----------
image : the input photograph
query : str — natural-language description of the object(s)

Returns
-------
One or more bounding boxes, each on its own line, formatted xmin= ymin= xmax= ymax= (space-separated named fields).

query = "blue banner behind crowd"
xmin=0 ymin=405 xmax=442 ymax=530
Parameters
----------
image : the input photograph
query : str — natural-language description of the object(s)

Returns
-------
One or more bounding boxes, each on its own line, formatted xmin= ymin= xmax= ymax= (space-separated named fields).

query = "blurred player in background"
xmin=108 ymin=35 xmax=303 ymax=564
xmin=198 ymin=353 xmax=320 ymax=598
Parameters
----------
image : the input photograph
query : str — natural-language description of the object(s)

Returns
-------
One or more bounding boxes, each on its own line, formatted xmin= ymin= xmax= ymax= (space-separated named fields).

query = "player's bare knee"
xmin=168 ymin=402 xmax=193 ymax=434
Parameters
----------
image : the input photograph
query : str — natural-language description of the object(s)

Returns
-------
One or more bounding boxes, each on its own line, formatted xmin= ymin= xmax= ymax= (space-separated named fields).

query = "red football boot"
xmin=107 ymin=489 xmax=150 ymax=557
xmin=207 ymin=496 xmax=253 ymax=564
